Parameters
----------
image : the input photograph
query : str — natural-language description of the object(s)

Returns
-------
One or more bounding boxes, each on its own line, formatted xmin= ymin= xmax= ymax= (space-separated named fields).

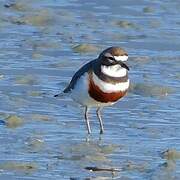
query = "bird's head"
xmin=99 ymin=47 xmax=129 ymax=71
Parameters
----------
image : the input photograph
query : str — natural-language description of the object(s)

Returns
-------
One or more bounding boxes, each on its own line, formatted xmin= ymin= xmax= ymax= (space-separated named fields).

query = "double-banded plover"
xmin=55 ymin=47 xmax=130 ymax=134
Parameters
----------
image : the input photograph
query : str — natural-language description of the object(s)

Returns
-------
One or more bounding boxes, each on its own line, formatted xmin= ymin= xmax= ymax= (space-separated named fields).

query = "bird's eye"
xmin=108 ymin=57 xmax=115 ymax=61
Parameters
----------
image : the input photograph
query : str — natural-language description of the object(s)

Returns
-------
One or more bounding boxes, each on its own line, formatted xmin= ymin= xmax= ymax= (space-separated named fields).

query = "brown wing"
xmin=63 ymin=59 xmax=96 ymax=93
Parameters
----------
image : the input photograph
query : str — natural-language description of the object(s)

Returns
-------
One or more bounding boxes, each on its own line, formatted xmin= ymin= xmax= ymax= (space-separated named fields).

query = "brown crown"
xmin=100 ymin=47 xmax=128 ymax=57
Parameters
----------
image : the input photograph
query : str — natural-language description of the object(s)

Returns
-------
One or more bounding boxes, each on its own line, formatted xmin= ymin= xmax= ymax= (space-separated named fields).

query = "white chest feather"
xmin=101 ymin=65 xmax=127 ymax=77
xmin=92 ymin=73 xmax=129 ymax=93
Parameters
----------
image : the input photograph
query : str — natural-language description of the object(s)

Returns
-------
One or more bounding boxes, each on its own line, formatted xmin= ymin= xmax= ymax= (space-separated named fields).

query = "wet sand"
xmin=0 ymin=0 xmax=180 ymax=179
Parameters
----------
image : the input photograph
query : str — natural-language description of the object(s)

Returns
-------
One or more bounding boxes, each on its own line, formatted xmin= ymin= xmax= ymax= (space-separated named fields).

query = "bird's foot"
xmin=100 ymin=129 xmax=104 ymax=134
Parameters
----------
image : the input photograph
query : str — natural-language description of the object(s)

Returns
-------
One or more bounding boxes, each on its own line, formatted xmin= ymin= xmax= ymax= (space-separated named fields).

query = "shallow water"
xmin=0 ymin=0 xmax=180 ymax=179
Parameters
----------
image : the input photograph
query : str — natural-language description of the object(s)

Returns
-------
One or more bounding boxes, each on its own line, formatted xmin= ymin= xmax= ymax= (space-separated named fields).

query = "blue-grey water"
xmin=0 ymin=0 xmax=180 ymax=179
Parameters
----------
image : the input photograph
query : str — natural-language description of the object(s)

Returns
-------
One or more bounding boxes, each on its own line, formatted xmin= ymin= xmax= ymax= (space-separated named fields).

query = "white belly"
xmin=70 ymin=73 xmax=113 ymax=107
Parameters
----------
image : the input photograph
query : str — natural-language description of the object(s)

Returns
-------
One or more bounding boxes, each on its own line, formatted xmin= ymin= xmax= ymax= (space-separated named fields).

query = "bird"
xmin=54 ymin=47 xmax=130 ymax=134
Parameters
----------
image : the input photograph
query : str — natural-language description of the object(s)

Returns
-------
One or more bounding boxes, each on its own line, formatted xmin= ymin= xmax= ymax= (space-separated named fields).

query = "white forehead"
xmin=114 ymin=55 xmax=128 ymax=62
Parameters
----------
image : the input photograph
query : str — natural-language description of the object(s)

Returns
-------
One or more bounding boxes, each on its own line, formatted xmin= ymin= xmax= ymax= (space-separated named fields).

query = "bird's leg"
xmin=96 ymin=107 xmax=104 ymax=134
xmin=85 ymin=106 xmax=91 ymax=134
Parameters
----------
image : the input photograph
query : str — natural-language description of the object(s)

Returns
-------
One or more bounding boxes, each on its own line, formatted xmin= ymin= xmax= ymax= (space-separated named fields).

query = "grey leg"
xmin=85 ymin=106 xmax=91 ymax=134
xmin=96 ymin=107 xmax=104 ymax=134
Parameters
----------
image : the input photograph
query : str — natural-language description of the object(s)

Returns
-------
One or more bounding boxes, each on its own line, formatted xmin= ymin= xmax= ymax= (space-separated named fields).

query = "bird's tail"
xmin=54 ymin=92 xmax=65 ymax=98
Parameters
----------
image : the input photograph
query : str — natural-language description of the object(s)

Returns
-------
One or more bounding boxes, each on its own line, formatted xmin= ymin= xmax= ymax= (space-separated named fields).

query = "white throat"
xmin=101 ymin=64 xmax=127 ymax=78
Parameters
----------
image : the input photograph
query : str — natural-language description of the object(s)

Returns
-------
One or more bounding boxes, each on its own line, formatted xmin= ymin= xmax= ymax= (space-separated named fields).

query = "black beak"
xmin=118 ymin=61 xmax=129 ymax=71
